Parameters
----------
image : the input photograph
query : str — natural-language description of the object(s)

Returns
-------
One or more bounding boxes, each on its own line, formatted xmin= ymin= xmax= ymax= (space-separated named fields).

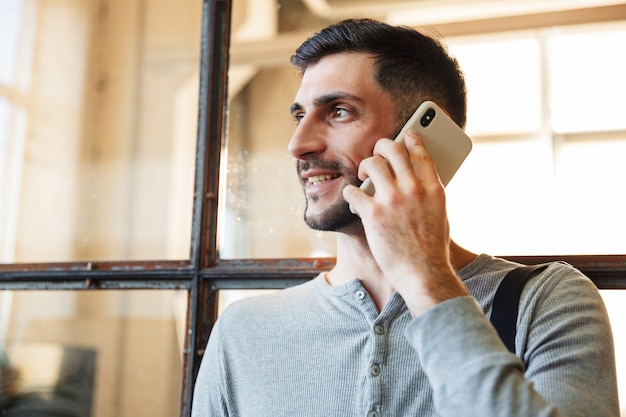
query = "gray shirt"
xmin=191 ymin=254 xmax=619 ymax=416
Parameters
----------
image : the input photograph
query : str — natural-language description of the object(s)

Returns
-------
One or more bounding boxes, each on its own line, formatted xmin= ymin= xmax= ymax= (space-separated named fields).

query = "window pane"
xmin=0 ymin=0 xmax=201 ymax=263
xmin=220 ymin=66 xmax=331 ymax=259
xmin=449 ymin=35 xmax=542 ymax=136
xmin=448 ymin=137 xmax=626 ymax=256
xmin=0 ymin=289 xmax=186 ymax=417
xmin=0 ymin=0 xmax=24 ymax=86
xmin=552 ymin=134 xmax=626 ymax=253
xmin=549 ymin=23 xmax=626 ymax=133
xmin=446 ymin=134 xmax=556 ymax=255
xmin=0 ymin=99 xmax=27 ymax=262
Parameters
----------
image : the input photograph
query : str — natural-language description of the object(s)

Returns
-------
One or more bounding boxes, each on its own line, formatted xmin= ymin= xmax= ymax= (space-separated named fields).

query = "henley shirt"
xmin=191 ymin=254 xmax=619 ymax=417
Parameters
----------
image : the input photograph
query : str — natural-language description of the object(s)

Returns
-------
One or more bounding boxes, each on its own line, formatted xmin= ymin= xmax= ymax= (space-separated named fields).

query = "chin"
xmin=304 ymin=200 xmax=359 ymax=232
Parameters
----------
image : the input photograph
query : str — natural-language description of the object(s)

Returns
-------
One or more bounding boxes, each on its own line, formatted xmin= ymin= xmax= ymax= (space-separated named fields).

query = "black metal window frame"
xmin=1 ymin=2 xmax=626 ymax=417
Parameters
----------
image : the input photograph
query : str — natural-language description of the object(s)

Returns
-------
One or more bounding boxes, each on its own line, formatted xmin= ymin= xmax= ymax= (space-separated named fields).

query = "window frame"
xmin=0 ymin=2 xmax=626 ymax=417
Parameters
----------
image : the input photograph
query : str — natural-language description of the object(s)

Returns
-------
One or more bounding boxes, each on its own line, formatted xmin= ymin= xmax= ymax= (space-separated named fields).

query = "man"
xmin=192 ymin=19 xmax=619 ymax=416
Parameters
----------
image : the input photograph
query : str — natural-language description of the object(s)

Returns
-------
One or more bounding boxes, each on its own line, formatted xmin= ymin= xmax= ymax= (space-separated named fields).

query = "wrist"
xmin=399 ymin=271 xmax=470 ymax=317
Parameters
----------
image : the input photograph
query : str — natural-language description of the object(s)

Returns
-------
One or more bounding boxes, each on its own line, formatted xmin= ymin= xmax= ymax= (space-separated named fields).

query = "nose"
xmin=288 ymin=117 xmax=327 ymax=159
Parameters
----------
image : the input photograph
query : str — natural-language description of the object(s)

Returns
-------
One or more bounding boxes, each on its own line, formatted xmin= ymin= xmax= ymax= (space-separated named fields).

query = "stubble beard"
xmin=298 ymin=160 xmax=361 ymax=232
xmin=303 ymin=193 xmax=359 ymax=231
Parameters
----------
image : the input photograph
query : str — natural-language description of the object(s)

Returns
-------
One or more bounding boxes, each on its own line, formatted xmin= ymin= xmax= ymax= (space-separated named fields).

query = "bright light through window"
xmin=0 ymin=98 xmax=8 ymax=181
xmin=449 ymin=35 xmax=543 ymax=136
xmin=445 ymin=23 xmax=626 ymax=256
xmin=0 ymin=0 xmax=23 ymax=85
xmin=549 ymin=25 xmax=626 ymax=133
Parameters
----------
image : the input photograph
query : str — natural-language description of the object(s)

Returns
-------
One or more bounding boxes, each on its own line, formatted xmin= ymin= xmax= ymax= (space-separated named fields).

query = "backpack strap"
xmin=490 ymin=264 xmax=550 ymax=353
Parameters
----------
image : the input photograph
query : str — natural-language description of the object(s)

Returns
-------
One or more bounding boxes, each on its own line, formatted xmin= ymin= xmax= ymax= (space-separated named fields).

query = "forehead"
xmin=294 ymin=53 xmax=386 ymax=105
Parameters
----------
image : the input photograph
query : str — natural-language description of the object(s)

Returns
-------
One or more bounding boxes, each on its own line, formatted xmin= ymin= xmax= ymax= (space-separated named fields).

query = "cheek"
xmin=335 ymin=123 xmax=394 ymax=169
xmin=342 ymin=142 xmax=377 ymax=178
xmin=353 ymin=134 xmax=380 ymax=159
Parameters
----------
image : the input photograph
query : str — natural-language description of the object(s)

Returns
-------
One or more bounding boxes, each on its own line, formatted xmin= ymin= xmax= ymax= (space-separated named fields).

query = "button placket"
xmin=353 ymin=286 xmax=398 ymax=417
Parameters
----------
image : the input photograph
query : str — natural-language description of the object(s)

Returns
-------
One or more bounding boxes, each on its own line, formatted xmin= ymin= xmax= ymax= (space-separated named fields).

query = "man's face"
xmin=288 ymin=52 xmax=397 ymax=232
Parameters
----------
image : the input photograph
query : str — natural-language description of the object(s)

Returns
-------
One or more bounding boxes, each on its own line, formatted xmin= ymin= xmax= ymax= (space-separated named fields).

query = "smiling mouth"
xmin=308 ymin=174 xmax=340 ymax=186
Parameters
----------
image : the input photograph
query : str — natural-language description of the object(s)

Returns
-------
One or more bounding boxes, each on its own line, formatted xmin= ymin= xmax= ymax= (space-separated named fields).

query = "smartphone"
xmin=356 ymin=100 xmax=472 ymax=199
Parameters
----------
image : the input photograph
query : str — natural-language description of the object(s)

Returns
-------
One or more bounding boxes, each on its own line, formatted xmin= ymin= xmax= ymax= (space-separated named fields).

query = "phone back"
xmin=407 ymin=101 xmax=472 ymax=186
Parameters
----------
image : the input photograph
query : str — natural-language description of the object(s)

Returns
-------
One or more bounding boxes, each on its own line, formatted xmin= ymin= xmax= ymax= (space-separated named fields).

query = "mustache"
xmin=297 ymin=159 xmax=344 ymax=175
xmin=297 ymin=159 xmax=363 ymax=188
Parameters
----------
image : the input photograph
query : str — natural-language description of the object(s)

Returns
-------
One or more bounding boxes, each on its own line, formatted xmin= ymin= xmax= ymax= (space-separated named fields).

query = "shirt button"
xmin=374 ymin=324 xmax=385 ymax=335
xmin=367 ymin=411 xmax=379 ymax=417
xmin=370 ymin=364 xmax=381 ymax=377
xmin=355 ymin=290 xmax=366 ymax=300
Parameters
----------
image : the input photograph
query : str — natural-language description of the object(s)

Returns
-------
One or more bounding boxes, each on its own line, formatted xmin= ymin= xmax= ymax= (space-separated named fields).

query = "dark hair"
xmin=290 ymin=19 xmax=467 ymax=129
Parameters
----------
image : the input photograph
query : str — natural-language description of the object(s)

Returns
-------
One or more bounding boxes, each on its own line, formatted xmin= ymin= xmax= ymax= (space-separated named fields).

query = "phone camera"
xmin=420 ymin=108 xmax=436 ymax=127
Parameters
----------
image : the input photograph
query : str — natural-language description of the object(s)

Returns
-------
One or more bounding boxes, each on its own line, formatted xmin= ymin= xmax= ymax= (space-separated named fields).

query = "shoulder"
xmin=215 ymin=276 xmax=323 ymax=340
xmin=461 ymin=255 xmax=601 ymax=312
xmin=520 ymin=261 xmax=605 ymax=322
xmin=522 ymin=261 xmax=600 ymax=304
xmin=461 ymin=254 xmax=596 ymax=291
xmin=514 ymin=260 xmax=613 ymax=365
xmin=221 ymin=277 xmax=319 ymax=318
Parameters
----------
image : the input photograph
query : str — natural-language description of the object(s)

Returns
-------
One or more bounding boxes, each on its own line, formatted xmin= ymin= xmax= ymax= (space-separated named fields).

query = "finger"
xmin=403 ymin=129 xmax=442 ymax=187
xmin=343 ymin=184 xmax=367 ymax=216
xmin=357 ymin=139 xmax=397 ymax=185
xmin=368 ymin=131 xmax=425 ymax=193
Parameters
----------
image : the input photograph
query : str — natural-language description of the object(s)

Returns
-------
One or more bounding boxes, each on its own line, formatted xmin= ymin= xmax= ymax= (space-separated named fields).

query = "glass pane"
xmin=449 ymin=35 xmax=542 ymax=136
xmin=222 ymin=8 xmax=626 ymax=258
xmin=549 ymin=23 xmax=626 ymax=133
xmin=0 ymin=0 xmax=23 ymax=86
xmin=446 ymin=134 xmax=556 ymax=255
xmin=551 ymin=134 xmax=626 ymax=254
xmin=221 ymin=0 xmax=351 ymax=259
xmin=0 ymin=289 xmax=187 ymax=417
xmin=0 ymin=0 xmax=201 ymax=262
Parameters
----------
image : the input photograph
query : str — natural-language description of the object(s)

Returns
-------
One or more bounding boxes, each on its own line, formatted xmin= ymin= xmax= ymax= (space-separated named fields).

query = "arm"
xmin=404 ymin=267 xmax=619 ymax=417
xmin=344 ymin=131 xmax=619 ymax=416
xmin=520 ymin=266 xmax=619 ymax=416
xmin=407 ymin=297 xmax=559 ymax=416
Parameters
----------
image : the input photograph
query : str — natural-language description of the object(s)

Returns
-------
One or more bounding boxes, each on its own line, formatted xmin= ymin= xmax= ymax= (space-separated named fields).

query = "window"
xmin=1 ymin=0 xmax=203 ymax=416
xmin=445 ymin=23 xmax=626 ymax=256
xmin=1 ymin=1 xmax=626 ymax=417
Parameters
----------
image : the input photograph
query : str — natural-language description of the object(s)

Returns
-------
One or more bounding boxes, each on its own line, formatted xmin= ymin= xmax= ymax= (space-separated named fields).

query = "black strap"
xmin=490 ymin=264 xmax=550 ymax=353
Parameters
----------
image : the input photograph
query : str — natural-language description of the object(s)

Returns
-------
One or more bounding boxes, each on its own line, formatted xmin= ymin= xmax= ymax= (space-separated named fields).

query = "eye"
xmin=332 ymin=106 xmax=349 ymax=119
xmin=292 ymin=112 xmax=305 ymax=124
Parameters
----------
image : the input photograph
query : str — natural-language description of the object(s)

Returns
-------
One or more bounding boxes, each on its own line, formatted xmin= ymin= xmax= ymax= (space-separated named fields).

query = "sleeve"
xmin=191 ymin=317 xmax=230 ymax=417
xmin=404 ymin=266 xmax=620 ymax=417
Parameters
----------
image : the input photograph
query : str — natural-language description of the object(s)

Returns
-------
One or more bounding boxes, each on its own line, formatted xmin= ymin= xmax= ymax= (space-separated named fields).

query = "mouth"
xmin=307 ymin=174 xmax=340 ymax=186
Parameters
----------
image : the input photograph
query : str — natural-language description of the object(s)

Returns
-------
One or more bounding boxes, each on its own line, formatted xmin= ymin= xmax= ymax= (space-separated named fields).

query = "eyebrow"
xmin=289 ymin=91 xmax=362 ymax=115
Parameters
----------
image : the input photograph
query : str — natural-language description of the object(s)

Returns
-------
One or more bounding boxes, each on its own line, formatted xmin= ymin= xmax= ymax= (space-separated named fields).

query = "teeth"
xmin=308 ymin=174 xmax=338 ymax=185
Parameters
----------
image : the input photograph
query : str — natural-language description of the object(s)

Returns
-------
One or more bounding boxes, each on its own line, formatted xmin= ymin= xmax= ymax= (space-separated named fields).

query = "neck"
xmin=449 ymin=240 xmax=479 ymax=271
xmin=327 ymin=233 xmax=477 ymax=312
